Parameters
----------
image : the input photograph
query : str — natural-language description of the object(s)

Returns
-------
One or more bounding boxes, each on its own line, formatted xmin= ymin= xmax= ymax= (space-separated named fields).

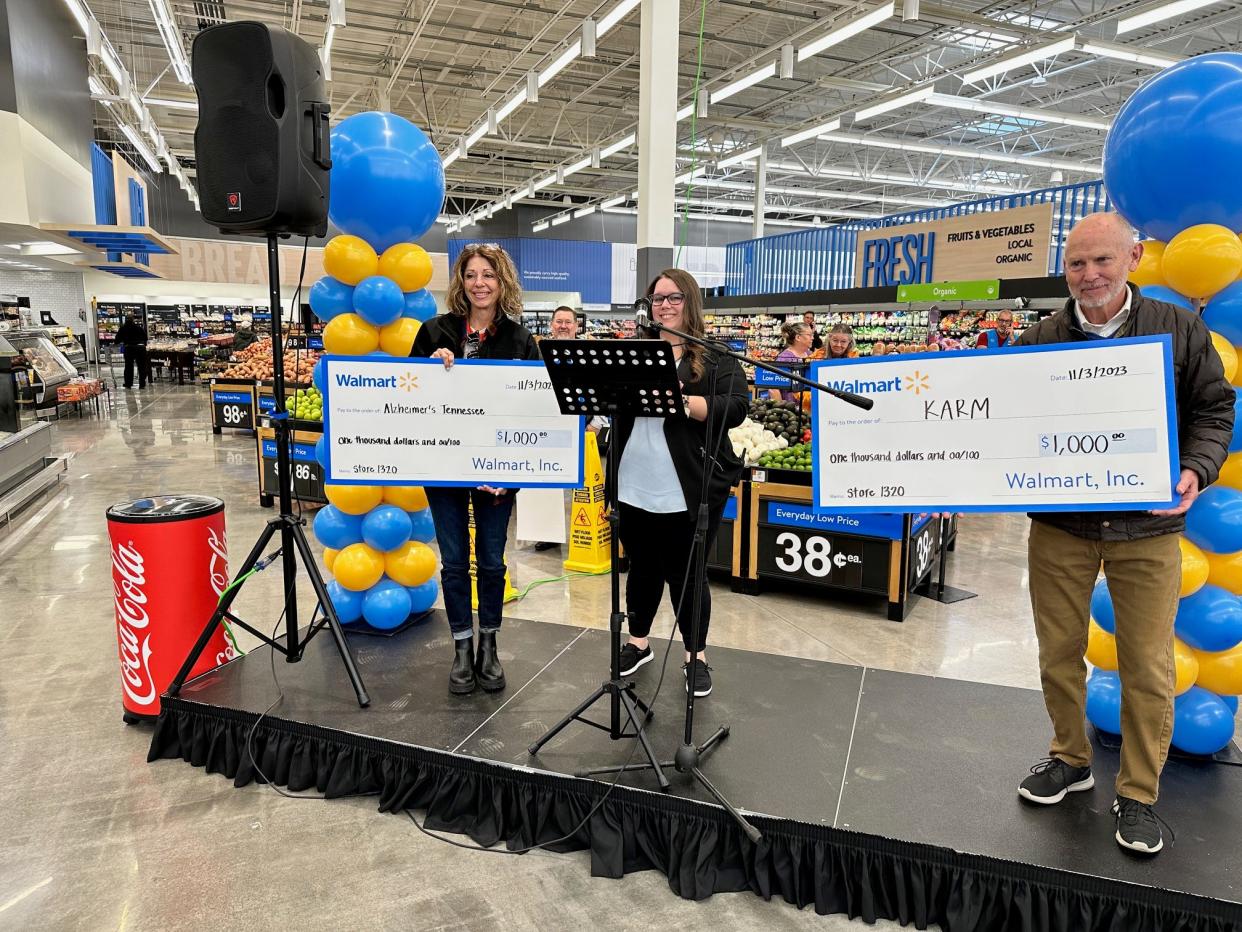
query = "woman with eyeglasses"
xmin=768 ymin=321 xmax=814 ymax=403
xmin=410 ymin=243 xmax=540 ymax=696
xmin=615 ymin=269 xmax=749 ymax=698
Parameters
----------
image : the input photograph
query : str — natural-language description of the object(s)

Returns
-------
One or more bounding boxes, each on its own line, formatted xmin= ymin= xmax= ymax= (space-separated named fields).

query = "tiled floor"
xmin=0 ymin=383 xmax=1229 ymax=931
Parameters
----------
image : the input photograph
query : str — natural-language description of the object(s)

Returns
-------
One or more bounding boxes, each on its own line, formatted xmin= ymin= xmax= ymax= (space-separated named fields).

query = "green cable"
xmin=509 ymin=567 xmax=610 ymax=602
xmin=216 ymin=566 xmax=258 ymax=656
xmin=675 ymin=0 xmax=710 ymax=267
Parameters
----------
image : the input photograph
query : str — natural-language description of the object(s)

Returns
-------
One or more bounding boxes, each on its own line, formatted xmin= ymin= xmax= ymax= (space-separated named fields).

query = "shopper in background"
xmin=115 ymin=314 xmax=149 ymax=389
xmin=232 ymin=324 xmax=258 ymax=353
xmin=1015 ymin=212 xmax=1233 ymax=855
xmin=548 ymin=305 xmax=579 ymax=340
xmin=410 ymin=243 xmax=540 ymax=696
xmin=802 ymin=310 xmax=823 ymax=351
xmin=768 ymin=321 xmax=814 ymax=402
xmin=977 ymin=310 xmax=1017 ymax=349
xmin=824 ymin=323 xmax=858 ymax=359
xmin=616 ymin=268 xmax=748 ymax=698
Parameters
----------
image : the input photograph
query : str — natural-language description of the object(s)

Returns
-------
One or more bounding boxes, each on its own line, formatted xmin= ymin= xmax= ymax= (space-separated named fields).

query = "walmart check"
xmin=321 ymin=356 xmax=583 ymax=488
xmin=811 ymin=335 xmax=1180 ymax=513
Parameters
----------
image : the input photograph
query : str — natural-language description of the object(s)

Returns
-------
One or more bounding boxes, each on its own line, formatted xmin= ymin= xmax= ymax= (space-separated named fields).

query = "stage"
xmin=148 ymin=614 xmax=1242 ymax=931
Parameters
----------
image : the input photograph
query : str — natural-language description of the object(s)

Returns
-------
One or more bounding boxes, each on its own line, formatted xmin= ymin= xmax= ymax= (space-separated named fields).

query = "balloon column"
xmin=310 ymin=112 xmax=446 ymax=630
xmin=1088 ymin=53 xmax=1242 ymax=754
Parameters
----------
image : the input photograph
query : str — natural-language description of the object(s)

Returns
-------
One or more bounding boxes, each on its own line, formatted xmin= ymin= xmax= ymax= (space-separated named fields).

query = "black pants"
xmin=123 ymin=345 xmax=148 ymax=388
xmin=618 ymin=502 xmax=722 ymax=653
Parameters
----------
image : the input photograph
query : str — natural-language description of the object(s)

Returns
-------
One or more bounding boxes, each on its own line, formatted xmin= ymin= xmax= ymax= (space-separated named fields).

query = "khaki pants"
xmin=1027 ymin=521 xmax=1180 ymax=804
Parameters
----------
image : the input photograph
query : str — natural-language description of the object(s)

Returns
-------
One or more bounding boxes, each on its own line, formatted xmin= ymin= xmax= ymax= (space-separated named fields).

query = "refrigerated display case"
xmin=7 ymin=333 xmax=78 ymax=415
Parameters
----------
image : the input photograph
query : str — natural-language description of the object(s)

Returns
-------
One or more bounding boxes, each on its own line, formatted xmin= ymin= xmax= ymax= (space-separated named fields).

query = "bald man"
xmin=1014 ymin=212 xmax=1234 ymax=854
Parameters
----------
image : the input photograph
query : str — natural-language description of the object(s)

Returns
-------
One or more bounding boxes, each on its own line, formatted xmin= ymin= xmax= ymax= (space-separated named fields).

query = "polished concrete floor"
xmin=1 ymin=383 xmax=1233 ymax=931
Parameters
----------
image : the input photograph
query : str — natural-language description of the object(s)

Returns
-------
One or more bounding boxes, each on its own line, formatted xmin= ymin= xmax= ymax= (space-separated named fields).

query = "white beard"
xmin=1075 ymin=278 xmax=1128 ymax=309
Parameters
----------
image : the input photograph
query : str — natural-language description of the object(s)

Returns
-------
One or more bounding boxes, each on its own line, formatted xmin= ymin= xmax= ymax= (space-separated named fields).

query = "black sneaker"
xmin=1113 ymin=796 xmax=1165 ymax=854
xmin=618 ymin=642 xmax=653 ymax=676
xmin=683 ymin=658 xmax=713 ymax=697
xmin=1018 ymin=757 xmax=1094 ymax=804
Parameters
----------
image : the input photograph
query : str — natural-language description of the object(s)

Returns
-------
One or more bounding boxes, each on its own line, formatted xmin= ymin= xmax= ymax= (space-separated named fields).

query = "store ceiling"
xmin=82 ymin=0 xmax=1242 ymax=234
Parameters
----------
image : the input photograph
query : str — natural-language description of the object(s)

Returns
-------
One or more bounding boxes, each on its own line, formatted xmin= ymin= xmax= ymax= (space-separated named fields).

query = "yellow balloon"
xmin=382 ymin=485 xmax=429 ymax=511
xmin=1219 ymin=451 xmax=1242 ymax=492
xmin=325 ymin=483 xmax=383 ymax=515
xmin=384 ymin=540 xmax=437 ymax=587
xmin=1161 ymin=223 xmax=1242 ymax=299
xmin=1085 ymin=621 xmax=1119 ymax=670
xmin=1209 ymin=331 xmax=1239 ymax=383
xmin=1174 ymin=637 xmax=1199 ymax=695
xmin=333 ymin=542 xmax=385 ymax=592
xmin=378 ymin=243 xmax=434 ymax=293
xmin=379 ymin=318 xmax=421 ymax=357
xmin=1193 ymin=642 xmax=1242 ymax=695
xmin=1130 ymin=240 xmax=1167 ymax=288
xmin=1179 ymin=536 xmax=1210 ymax=598
xmin=323 ymin=235 xmax=378 ymax=286
xmin=1203 ymin=547 xmax=1242 ymax=595
xmin=324 ymin=547 xmax=339 ymax=573
xmin=323 ymin=313 xmax=380 ymax=355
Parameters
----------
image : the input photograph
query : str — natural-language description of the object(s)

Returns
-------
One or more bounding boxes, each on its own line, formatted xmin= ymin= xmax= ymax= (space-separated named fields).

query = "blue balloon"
xmin=1185 ymin=485 xmax=1242 ymax=554
xmin=360 ymin=505 xmax=413 ymax=552
xmin=1137 ymin=285 xmax=1193 ymax=312
xmin=1203 ymin=281 xmax=1242 ymax=347
xmin=1221 ymin=694 xmax=1239 ymax=716
xmin=1103 ymin=53 xmax=1242 ymax=241
xmin=1174 ymin=584 xmax=1242 ymax=652
xmin=1172 ymin=686 xmax=1236 ymax=755
xmin=314 ymin=435 xmax=327 ymax=467
xmin=312 ymin=358 xmax=326 ymax=393
xmin=362 ymin=577 xmax=413 ymax=630
xmin=353 ymin=275 xmax=404 ymax=327
xmin=329 ymin=111 xmax=446 ymax=252
xmin=1086 ymin=669 xmax=1122 ymax=735
xmin=1090 ymin=578 xmax=1115 ymax=634
xmin=403 ymin=288 xmax=438 ymax=322
xmin=1232 ymin=388 xmax=1242 ymax=454
xmin=325 ymin=580 xmax=364 ymax=624
xmin=408 ymin=507 xmax=436 ymax=543
xmin=309 ymin=276 xmax=355 ymax=322
xmin=312 ymin=505 xmax=362 ymax=550
xmin=407 ymin=578 xmax=439 ymax=614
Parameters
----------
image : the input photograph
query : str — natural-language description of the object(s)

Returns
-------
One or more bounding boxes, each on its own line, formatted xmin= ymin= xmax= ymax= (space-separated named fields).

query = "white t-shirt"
xmin=618 ymin=417 xmax=687 ymax=513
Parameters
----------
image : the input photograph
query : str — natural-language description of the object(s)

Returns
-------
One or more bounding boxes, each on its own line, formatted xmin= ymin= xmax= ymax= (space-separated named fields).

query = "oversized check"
xmin=811 ymin=336 xmax=1180 ymax=512
xmin=321 ymin=356 xmax=583 ymax=488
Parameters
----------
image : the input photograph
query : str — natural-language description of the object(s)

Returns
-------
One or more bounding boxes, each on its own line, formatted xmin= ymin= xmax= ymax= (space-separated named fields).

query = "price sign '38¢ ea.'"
xmin=320 ymin=357 xmax=584 ymax=488
xmin=811 ymin=336 xmax=1179 ymax=513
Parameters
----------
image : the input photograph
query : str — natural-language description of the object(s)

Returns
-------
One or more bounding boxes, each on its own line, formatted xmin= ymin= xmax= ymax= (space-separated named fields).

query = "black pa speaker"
xmin=192 ymin=22 xmax=331 ymax=237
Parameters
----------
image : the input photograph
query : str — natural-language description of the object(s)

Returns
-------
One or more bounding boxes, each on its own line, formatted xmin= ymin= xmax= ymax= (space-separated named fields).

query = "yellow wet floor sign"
xmin=564 ymin=430 xmax=610 ymax=574
xmin=468 ymin=499 xmax=520 ymax=607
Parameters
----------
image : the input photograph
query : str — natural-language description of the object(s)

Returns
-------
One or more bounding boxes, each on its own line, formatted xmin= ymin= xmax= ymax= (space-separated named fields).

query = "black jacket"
xmin=410 ymin=312 xmax=540 ymax=361
xmin=1015 ymin=285 xmax=1235 ymax=540
xmin=116 ymin=320 xmax=147 ymax=347
xmin=611 ymin=349 xmax=749 ymax=515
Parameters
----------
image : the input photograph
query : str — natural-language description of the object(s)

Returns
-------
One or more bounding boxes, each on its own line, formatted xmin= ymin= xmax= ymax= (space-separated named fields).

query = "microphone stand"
xmin=583 ymin=306 xmax=873 ymax=845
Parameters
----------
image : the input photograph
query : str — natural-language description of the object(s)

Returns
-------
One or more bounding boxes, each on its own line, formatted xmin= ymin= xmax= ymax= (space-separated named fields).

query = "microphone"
xmin=633 ymin=300 xmax=658 ymax=337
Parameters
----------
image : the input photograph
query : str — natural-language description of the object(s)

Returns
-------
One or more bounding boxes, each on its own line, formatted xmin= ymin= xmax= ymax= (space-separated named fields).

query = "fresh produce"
xmin=747 ymin=398 xmax=810 ymax=444
xmin=287 ymin=387 xmax=323 ymax=421
xmin=221 ymin=338 xmax=320 ymax=381
xmin=757 ymin=441 xmax=813 ymax=472
xmin=729 ymin=417 xmax=787 ymax=466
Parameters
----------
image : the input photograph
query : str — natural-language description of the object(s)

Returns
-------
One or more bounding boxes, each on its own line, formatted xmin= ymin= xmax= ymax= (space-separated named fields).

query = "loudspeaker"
xmin=192 ymin=22 xmax=331 ymax=237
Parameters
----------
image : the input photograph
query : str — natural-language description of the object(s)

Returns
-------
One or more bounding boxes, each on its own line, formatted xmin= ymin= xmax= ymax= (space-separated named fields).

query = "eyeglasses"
xmin=648 ymin=292 xmax=686 ymax=307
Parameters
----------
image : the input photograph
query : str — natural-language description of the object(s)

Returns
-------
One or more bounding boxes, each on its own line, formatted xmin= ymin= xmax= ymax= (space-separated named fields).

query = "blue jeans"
xmin=425 ymin=487 xmax=515 ymax=640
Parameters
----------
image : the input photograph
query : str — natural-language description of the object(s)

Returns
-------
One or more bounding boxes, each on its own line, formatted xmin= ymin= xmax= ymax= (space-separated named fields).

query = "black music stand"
xmin=526 ymin=339 xmax=685 ymax=790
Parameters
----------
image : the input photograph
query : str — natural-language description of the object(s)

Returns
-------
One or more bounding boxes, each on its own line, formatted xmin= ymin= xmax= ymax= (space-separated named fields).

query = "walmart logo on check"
xmin=334 ymin=371 xmax=420 ymax=392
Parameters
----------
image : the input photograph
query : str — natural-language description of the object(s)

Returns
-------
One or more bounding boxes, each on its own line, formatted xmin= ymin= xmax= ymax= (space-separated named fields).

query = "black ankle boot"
xmin=449 ymin=637 xmax=477 ymax=695
xmin=475 ymin=631 xmax=506 ymax=692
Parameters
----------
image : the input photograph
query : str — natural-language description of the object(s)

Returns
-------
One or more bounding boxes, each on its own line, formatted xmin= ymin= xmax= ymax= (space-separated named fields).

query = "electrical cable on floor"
xmin=508 ymin=567 xmax=610 ymax=601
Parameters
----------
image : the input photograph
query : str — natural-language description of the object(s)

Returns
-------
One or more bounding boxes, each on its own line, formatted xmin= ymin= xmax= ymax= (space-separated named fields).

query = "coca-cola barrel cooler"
xmin=106 ymin=495 xmax=235 ymax=723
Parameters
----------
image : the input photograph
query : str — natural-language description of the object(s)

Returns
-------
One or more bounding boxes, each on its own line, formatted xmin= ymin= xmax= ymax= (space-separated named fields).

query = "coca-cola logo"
xmin=207 ymin=526 xmax=238 ymax=663
xmin=113 ymin=539 xmax=156 ymax=706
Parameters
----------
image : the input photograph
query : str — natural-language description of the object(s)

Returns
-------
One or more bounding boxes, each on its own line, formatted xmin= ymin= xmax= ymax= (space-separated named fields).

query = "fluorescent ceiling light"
xmin=676 ymin=104 xmax=694 ymax=122
xmin=118 ymin=122 xmax=161 ymax=173
xmin=601 ymin=195 xmax=626 ymax=209
xmin=816 ymin=129 xmax=1098 ymax=173
xmin=718 ymin=147 xmax=762 ymax=170
xmin=563 ymin=156 xmax=592 ymax=178
xmin=532 ymin=221 xmax=550 ymax=232
xmin=926 ymin=92 xmax=1110 ymax=129
xmin=533 ymin=174 xmax=556 ymax=191
xmin=1078 ymin=38 xmax=1182 ymax=68
xmin=781 ymin=118 xmax=842 ymax=148
xmin=675 ymin=167 xmax=708 ymax=184
xmin=766 ymin=158 xmax=1020 ymax=195
xmin=603 ymin=207 xmax=637 ymax=216
xmin=599 ymin=0 xmax=641 ymax=36
xmin=677 ymin=195 xmax=881 ymax=221
xmin=540 ymin=41 xmax=582 ymax=86
xmin=574 ymin=206 xmax=597 ymax=218
xmin=797 ymin=2 xmax=895 ymax=62
xmin=63 ymin=0 xmax=91 ymax=34
xmin=1117 ymin=0 xmax=1222 ymax=35
xmin=550 ymin=214 xmax=572 ymax=227
xmin=710 ymin=62 xmax=776 ymax=104
xmin=144 ymin=96 xmax=197 ymax=111
xmin=99 ymin=44 xmax=124 ymax=86
xmin=854 ymin=86 xmax=934 ymax=122
xmin=600 ymin=133 xmax=636 ymax=159
xmin=442 ymin=148 xmax=460 ymax=168
xmin=701 ymin=178 xmax=950 ymax=209
xmin=148 ymin=0 xmax=192 ymax=84
xmin=962 ymin=35 xmax=1076 ymax=84
xmin=465 ymin=124 xmax=487 ymax=148
xmin=497 ymin=90 xmax=527 ymax=122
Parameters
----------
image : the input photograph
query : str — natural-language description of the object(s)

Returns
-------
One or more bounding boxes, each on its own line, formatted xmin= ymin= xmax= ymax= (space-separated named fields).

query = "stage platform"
xmin=149 ymin=614 xmax=1242 ymax=931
